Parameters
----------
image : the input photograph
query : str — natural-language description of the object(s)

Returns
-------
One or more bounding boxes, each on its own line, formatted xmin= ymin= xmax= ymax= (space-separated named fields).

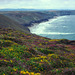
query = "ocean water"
xmin=29 ymin=15 xmax=75 ymax=40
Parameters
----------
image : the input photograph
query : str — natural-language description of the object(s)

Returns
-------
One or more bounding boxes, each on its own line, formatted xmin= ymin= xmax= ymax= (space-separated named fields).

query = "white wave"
xmin=63 ymin=26 xmax=67 ymax=28
xmin=48 ymin=16 xmax=67 ymax=22
xmin=31 ymin=32 xmax=75 ymax=35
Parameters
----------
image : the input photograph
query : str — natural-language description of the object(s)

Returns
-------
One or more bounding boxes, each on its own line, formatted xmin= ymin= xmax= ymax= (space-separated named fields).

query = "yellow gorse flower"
xmin=4 ymin=60 xmax=9 ymax=62
xmin=35 ymin=73 xmax=41 ymax=75
xmin=20 ymin=70 xmax=26 ymax=74
xmin=3 ymin=74 xmax=5 ymax=75
xmin=30 ymin=72 xmax=34 ymax=75
xmin=9 ymin=48 xmax=13 ymax=51
xmin=40 ymin=60 xmax=43 ymax=62
xmin=25 ymin=71 xmax=30 ymax=74
xmin=48 ymin=54 xmax=55 ymax=57
xmin=10 ymin=60 xmax=13 ymax=63
xmin=13 ymin=68 xmax=17 ymax=71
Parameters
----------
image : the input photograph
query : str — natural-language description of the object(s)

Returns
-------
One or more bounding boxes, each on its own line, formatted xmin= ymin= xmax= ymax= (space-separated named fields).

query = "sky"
xmin=0 ymin=0 xmax=75 ymax=9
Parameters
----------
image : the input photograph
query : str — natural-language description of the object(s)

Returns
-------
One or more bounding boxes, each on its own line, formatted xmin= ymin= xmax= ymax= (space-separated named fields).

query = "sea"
xmin=29 ymin=15 xmax=75 ymax=40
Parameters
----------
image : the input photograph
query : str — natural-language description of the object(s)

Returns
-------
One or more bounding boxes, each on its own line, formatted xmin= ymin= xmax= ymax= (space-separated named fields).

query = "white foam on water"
xmin=29 ymin=15 xmax=75 ymax=38
xmin=30 ymin=30 xmax=75 ymax=35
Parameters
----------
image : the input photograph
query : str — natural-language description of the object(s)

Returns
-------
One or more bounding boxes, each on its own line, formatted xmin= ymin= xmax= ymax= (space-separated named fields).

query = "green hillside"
xmin=0 ymin=28 xmax=75 ymax=75
xmin=0 ymin=14 xmax=30 ymax=33
xmin=3 ymin=11 xmax=52 ymax=26
xmin=0 ymin=10 xmax=75 ymax=27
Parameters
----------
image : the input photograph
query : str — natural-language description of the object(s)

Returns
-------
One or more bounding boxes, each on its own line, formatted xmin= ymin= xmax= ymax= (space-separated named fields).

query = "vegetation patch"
xmin=0 ymin=28 xmax=75 ymax=75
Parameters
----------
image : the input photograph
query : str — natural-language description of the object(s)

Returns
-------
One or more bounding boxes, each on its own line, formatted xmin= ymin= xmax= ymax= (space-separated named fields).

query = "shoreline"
xmin=28 ymin=15 xmax=75 ymax=40
xmin=28 ymin=15 xmax=72 ymax=32
xmin=28 ymin=15 xmax=59 ymax=29
xmin=28 ymin=15 xmax=61 ymax=32
xmin=27 ymin=14 xmax=74 ymax=30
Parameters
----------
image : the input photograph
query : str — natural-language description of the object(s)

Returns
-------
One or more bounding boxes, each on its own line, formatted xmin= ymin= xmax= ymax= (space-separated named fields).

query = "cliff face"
xmin=0 ymin=10 xmax=75 ymax=27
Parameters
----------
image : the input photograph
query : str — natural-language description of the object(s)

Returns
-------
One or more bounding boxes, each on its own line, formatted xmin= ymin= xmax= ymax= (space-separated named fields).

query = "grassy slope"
xmin=4 ymin=11 xmax=51 ymax=25
xmin=0 ymin=28 xmax=75 ymax=75
xmin=0 ymin=14 xmax=30 ymax=33
xmin=0 ymin=11 xmax=52 ymax=23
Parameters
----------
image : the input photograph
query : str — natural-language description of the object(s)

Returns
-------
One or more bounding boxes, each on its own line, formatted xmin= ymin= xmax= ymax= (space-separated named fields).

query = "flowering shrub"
xmin=0 ymin=28 xmax=75 ymax=75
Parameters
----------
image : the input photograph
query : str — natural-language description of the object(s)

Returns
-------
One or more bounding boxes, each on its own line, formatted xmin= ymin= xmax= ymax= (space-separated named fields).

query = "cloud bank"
xmin=0 ymin=0 xmax=75 ymax=9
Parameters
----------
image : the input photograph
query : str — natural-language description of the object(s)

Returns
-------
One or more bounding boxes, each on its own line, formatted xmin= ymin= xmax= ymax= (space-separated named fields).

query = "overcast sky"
xmin=0 ymin=0 xmax=75 ymax=9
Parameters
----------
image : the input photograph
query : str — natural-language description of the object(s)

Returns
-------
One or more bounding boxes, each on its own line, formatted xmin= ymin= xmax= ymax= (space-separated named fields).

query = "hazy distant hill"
xmin=0 ymin=9 xmax=37 ymax=11
xmin=0 ymin=14 xmax=30 ymax=33
xmin=0 ymin=9 xmax=57 ymax=11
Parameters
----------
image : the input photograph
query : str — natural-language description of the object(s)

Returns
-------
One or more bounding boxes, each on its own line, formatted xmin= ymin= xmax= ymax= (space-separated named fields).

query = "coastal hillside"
xmin=0 ymin=14 xmax=30 ymax=33
xmin=2 ymin=11 xmax=52 ymax=26
xmin=0 ymin=28 xmax=75 ymax=75
xmin=0 ymin=10 xmax=75 ymax=27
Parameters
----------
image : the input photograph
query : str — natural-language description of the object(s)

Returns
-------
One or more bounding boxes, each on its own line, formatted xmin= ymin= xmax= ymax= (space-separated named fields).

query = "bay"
xmin=29 ymin=15 xmax=75 ymax=40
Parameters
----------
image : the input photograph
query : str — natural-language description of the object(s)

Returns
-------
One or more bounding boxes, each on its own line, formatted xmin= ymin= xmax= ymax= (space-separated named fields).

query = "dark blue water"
xmin=29 ymin=15 xmax=75 ymax=40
